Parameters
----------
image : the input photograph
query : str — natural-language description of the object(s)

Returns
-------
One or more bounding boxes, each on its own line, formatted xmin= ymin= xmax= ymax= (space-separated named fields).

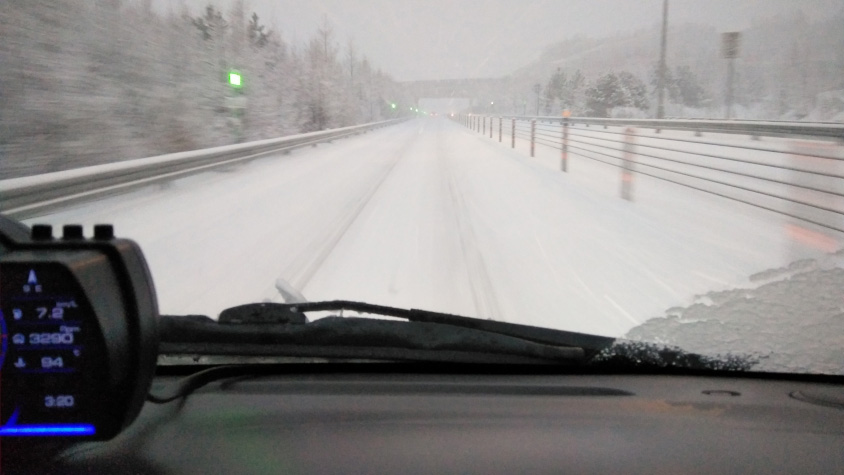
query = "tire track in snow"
xmin=438 ymin=126 xmax=503 ymax=320
xmin=277 ymin=130 xmax=417 ymax=294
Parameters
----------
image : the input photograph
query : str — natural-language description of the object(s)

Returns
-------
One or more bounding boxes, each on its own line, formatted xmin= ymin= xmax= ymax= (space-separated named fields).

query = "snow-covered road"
xmin=26 ymin=118 xmax=842 ymax=339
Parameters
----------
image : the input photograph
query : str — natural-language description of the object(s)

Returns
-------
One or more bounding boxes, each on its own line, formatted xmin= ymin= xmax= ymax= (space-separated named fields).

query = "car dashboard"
xmin=54 ymin=368 xmax=844 ymax=474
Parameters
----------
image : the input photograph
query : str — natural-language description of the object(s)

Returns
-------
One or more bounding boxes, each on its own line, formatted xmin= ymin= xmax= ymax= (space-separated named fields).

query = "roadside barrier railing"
xmin=454 ymin=114 xmax=844 ymax=237
xmin=1 ymin=119 xmax=406 ymax=219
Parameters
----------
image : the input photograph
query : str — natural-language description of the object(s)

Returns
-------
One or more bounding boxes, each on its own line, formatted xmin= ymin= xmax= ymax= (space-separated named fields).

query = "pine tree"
xmin=586 ymin=73 xmax=619 ymax=117
xmin=247 ymin=13 xmax=270 ymax=48
xmin=649 ymin=62 xmax=679 ymax=103
xmin=542 ymin=68 xmax=566 ymax=114
xmin=618 ymin=71 xmax=649 ymax=110
xmin=586 ymin=71 xmax=648 ymax=116
xmin=192 ymin=5 xmax=227 ymax=42
xmin=674 ymin=65 xmax=706 ymax=108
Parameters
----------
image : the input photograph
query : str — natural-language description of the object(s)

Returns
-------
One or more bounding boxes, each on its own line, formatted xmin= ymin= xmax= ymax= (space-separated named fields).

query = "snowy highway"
xmin=24 ymin=118 xmax=843 ymax=339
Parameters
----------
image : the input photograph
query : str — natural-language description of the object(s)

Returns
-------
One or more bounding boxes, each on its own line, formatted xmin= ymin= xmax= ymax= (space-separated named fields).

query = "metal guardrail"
xmin=456 ymin=114 xmax=844 ymax=236
xmin=507 ymin=116 xmax=844 ymax=142
xmin=0 ymin=119 xmax=405 ymax=219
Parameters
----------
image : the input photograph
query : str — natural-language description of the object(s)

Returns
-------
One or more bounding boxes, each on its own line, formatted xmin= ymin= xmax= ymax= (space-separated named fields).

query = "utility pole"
xmin=656 ymin=0 xmax=668 ymax=119
xmin=725 ymin=58 xmax=735 ymax=118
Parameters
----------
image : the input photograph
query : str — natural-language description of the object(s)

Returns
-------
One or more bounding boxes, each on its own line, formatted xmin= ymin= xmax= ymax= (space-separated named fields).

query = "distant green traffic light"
xmin=228 ymin=70 xmax=242 ymax=88
xmin=391 ymin=103 xmax=396 ymax=109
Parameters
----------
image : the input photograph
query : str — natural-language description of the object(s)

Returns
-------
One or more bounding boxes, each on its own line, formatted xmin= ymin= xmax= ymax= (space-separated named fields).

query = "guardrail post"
xmin=498 ymin=117 xmax=502 ymax=142
xmin=530 ymin=119 xmax=536 ymax=157
xmin=511 ymin=118 xmax=515 ymax=148
xmin=490 ymin=117 xmax=493 ymax=138
xmin=620 ymin=127 xmax=636 ymax=201
xmin=561 ymin=117 xmax=569 ymax=172
xmin=483 ymin=116 xmax=487 ymax=136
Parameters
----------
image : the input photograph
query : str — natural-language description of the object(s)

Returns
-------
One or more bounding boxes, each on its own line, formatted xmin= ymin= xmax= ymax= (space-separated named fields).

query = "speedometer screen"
xmin=0 ymin=263 xmax=100 ymax=436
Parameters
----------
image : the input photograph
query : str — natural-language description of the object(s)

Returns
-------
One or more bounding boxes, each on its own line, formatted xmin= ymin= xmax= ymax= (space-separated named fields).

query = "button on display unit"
xmin=0 ymin=216 xmax=159 ymax=456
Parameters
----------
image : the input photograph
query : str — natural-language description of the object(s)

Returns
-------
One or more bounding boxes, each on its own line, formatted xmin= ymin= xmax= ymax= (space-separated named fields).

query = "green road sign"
xmin=228 ymin=71 xmax=242 ymax=88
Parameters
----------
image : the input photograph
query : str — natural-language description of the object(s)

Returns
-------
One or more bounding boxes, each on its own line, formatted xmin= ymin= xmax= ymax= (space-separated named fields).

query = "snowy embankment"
xmin=499 ymin=119 xmax=844 ymax=373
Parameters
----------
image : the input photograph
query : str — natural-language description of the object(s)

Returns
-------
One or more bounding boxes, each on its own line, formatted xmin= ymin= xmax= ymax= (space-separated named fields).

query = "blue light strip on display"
xmin=0 ymin=424 xmax=95 ymax=436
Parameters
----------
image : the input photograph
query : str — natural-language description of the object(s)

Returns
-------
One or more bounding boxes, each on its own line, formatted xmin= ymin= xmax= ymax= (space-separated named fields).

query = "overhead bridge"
xmin=399 ymin=77 xmax=513 ymax=110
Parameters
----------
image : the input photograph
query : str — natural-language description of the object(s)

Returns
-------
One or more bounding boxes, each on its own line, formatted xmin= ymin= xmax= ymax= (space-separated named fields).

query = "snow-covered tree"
xmin=585 ymin=71 xmax=648 ymax=117
xmin=542 ymin=68 xmax=587 ymax=115
xmin=192 ymin=5 xmax=227 ymax=42
xmin=674 ymin=66 xmax=706 ymax=108
xmin=617 ymin=71 xmax=649 ymax=110
xmin=649 ymin=63 xmax=707 ymax=108
xmin=248 ymin=12 xmax=270 ymax=48
xmin=0 ymin=2 xmax=403 ymax=178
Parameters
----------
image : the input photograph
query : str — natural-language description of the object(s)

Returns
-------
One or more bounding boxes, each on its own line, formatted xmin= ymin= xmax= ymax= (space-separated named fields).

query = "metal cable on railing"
xmin=518 ymin=117 xmax=844 ymax=161
xmin=511 ymin=115 xmax=844 ymax=142
xmin=558 ymin=131 xmax=844 ymax=188
xmin=455 ymin=114 xmax=843 ymax=234
xmin=556 ymin=143 xmax=844 ymax=234
xmin=560 ymin=135 xmax=844 ymax=198
xmin=562 ymin=141 xmax=842 ymax=217
xmin=561 ymin=128 xmax=844 ymax=173
xmin=562 ymin=126 xmax=844 ymax=162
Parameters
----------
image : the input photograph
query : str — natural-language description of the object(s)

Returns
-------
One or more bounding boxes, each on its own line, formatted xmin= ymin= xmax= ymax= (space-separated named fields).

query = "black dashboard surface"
xmin=53 ymin=371 xmax=844 ymax=474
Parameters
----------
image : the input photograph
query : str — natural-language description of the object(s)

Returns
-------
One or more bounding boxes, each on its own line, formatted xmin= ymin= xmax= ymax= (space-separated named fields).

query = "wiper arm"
xmin=159 ymin=301 xmax=614 ymax=365
xmin=278 ymin=300 xmax=613 ymax=353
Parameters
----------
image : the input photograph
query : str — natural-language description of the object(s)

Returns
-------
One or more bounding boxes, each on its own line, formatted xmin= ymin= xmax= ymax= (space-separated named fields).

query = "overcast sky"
xmin=160 ymin=0 xmax=841 ymax=81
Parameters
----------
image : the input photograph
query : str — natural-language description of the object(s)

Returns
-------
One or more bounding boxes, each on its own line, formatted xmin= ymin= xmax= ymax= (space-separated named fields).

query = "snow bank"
xmin=625 ymin=251 xmax=844 ymax=375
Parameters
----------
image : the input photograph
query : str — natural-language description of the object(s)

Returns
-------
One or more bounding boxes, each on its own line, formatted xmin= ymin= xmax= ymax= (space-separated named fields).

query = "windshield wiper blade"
xmin=159 ymin=301 xmax=615 ymax=365
xmin=269 ymin=300 xmax=612 ymax=352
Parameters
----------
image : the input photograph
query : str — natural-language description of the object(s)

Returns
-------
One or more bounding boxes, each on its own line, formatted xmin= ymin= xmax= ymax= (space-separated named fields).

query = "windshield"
xmin=1 ymin=1 xmax=842 ymax=374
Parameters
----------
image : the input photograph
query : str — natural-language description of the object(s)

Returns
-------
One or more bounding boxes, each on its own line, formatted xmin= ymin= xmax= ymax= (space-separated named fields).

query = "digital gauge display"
xmin=0 ymin=219 xmax=158 ymax=472
xmin=0 ymin=263 xmax=103 ymax=437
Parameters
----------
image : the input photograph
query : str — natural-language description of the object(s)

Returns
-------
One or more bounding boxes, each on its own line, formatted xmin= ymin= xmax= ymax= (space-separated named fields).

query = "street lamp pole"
xmin=656 ymin=0 xmax=669 ymax=119
xmin=721 ymin=32 xmax=741 ymax=119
